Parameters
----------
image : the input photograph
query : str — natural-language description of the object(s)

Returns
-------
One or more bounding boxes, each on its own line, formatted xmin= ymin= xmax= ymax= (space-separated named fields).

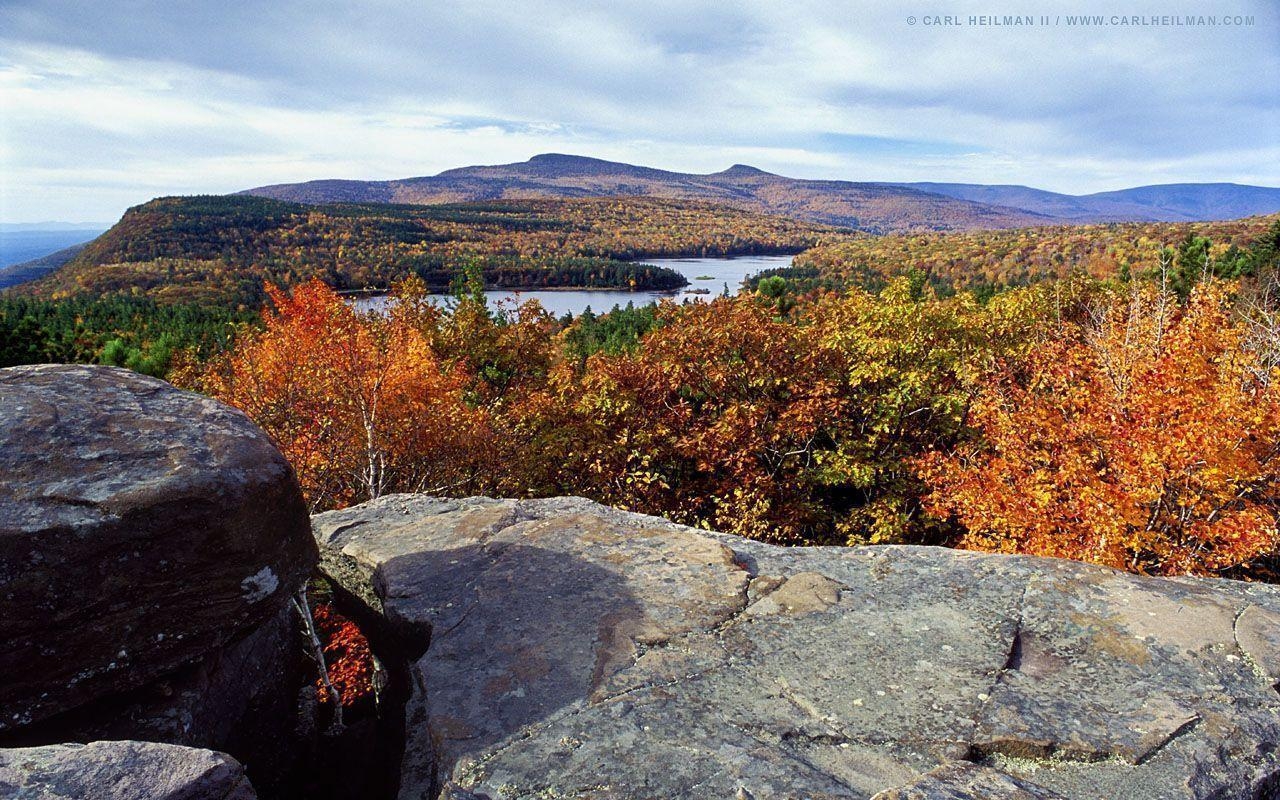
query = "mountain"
xmin=0 ymin=228 xmax=106 ymax=270
xmin=244 ymin=154 xmax=1051 ymax=234
xmin=897 ymin=182 xmax=1280 ymax=223
xmin=0 ymin=222 xmax=111 ymax=232
xmin=1082 ymin=183 xmax=1280 ymax=222
xmin=244 ymin=154 xmax=1280 ymax=232
xmin=0 ymin=242 xmax=93 ymax=289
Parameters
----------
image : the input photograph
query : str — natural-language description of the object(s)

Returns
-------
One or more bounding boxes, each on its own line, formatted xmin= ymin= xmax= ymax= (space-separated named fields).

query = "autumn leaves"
xmin=921 ymin=281 xmax=1280 ymax=575
xmin=192 ymin=272 xmax=1280 ymax=578
xmin=195 ymin=280 xmax=485 ymax=510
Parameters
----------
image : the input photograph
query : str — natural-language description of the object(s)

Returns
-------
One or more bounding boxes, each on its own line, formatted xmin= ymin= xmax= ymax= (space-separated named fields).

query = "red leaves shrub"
xmin=311 ymin=602 xmax=375 ymax=707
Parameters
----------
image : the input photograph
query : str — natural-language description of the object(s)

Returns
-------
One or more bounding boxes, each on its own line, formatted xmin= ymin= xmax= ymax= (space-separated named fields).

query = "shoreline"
xmin=339 ymin=284 xmax=690 ymax=298
xmin=337 ymin=251 xmax=801 ymax=299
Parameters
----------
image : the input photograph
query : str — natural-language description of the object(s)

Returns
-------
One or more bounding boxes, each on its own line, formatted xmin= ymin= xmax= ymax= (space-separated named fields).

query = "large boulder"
xmin=0 ymin=364 xmax=316 ymax=735
xmin=313 ymin=495 xmax=1280 ymax=800
xmin=0 ymin=740 xmax=256 ymax=800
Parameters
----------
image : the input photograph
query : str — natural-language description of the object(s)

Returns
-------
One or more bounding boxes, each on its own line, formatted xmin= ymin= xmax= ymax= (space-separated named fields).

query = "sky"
xmin=1 ymin=0 xmax=1277 ymax=223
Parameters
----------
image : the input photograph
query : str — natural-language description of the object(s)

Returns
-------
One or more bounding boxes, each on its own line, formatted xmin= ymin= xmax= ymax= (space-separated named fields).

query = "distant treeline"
xmin=798 ymin=215 xmax=1280 ymax=298
xmin=402 ymin=255 xmax=688 ymax=292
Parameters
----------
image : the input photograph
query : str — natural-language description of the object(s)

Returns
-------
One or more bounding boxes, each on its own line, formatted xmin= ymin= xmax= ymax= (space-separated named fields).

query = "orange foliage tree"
xmin=198 ymin=279 xmax=490 ymax=509
xmin=529 ymin=296 xmax=840 ymax=542
xmin=190 ymin=270 xmax=1280 ymax=578
xmin=515 ymin=279 xmax=1049 ymax=544
xmin=920 ymin=281 xmax=1280 ymax=575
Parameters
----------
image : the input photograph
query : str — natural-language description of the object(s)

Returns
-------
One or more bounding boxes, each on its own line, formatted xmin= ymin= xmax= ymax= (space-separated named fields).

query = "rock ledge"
xmin=0 ymin=364 xmax=319 ymax=797
xmin=314 ymin=494 xmax=1280 ymax=800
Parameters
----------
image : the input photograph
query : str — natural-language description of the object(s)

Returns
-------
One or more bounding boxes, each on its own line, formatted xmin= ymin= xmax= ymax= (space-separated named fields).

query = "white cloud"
xmin=0 ymin=0 xmax=1277 ymax=221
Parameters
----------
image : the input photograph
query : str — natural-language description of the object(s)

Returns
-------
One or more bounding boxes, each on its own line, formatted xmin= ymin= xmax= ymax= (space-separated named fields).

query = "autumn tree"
xmin=197 ymin=279 xmax=490 ymax=509
xmin=920 ymin=280 xmax=1280 ymax=575
xmin=516 ymin=279 xmax=1065 ymax=545
xmin=517 ymin=296 xmax=842 ymax=542
xmin=805 ymin=279 xmax=1020 ymax=544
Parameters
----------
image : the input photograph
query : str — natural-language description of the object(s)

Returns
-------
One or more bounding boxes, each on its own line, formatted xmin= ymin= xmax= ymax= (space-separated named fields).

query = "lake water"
xmin=349 ymin=254 xmax=795 ymax=317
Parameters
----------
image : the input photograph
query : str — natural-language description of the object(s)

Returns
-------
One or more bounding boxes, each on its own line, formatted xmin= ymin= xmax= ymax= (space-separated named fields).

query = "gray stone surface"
xmin=0 ymin=740 xmax=256 ymax=799
xmin=31 ymin=602 xmax=301 ymax=785
xmin=869 ymin=761 xmax=1067 ymax=799
xmin=0 ymin=364 xmax=316 ymax=734
xmin=313 ymin=494 xmax=1280 ymax=800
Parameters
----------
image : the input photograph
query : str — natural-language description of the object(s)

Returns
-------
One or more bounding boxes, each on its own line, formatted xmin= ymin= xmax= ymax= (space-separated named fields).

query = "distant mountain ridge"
xmin=17 ymin=194 xmax=848 ymax=304
xmin=0 ymin=222 xmax=110 ymax=232
xmin=244 ymin=154 xmax=1051 ymax=234
xmin=0 ymin=242 xmax=92 ymax=289
xmin=243 ymin=154 xmax=1280 ymax=231
xmin=897 ymin=182 xmax=1280 ymax=223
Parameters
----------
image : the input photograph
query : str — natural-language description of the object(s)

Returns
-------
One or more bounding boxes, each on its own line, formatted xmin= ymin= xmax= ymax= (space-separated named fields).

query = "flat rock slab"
xmin=0 ymin=364 xmax=316 ymax=732
xmin=313 ymin=495 xmax=1280 ymax=800
xmin=870 ymin=761 xmax=1067 ymax=799
xmin=0 ymin=740 xmax=256 ymax=800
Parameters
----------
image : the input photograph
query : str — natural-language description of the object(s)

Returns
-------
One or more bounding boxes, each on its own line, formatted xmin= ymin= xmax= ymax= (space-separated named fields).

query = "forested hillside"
xmin=20 ymin=194 xmax=848 ymax=305
xmin=6 ymin=200 xmax=1280 ymax=579
xmin=791 ymin=214 xmax=1280 ymax=298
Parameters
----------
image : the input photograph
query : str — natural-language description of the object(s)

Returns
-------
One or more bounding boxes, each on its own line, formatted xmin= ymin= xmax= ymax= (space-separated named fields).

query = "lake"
xmin=349 ymin=254 xmax=795 ymax=317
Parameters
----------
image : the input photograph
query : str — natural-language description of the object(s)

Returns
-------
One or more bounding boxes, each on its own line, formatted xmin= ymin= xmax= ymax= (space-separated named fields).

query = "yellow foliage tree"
xmin=920 ymin=281 xmax=1280 ymax=575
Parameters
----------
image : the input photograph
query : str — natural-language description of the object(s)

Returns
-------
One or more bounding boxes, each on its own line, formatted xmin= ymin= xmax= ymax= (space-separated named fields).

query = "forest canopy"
xmin=7 ymin=208 xmax=1280 ymax=580
xmin=18 ymin=195 xmax=850 ymax=306
xmin=173 ymin=212 xmax=1280 ymax=579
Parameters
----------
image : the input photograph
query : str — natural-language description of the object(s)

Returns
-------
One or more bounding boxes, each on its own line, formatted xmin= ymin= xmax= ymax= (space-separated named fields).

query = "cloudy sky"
xmin=1 ymin=0 xmax=1277 ymax=223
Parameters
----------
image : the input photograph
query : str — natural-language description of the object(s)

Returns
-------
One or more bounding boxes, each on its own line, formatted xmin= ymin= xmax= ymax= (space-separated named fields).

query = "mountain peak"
xmin=711 ymin=164 xmax=776 ymax=179
xmin=504 ymin=153 xmax=672 ymax=179
xmin=526 ymin=153 xmax=611 ymax=167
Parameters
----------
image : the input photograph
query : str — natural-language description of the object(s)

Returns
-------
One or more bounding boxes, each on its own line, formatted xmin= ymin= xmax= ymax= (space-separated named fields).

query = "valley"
xmin=0 ymin=228 xmax=105 ymax=269
xmin=8 ymin=155 xmax=1280 ymax=310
